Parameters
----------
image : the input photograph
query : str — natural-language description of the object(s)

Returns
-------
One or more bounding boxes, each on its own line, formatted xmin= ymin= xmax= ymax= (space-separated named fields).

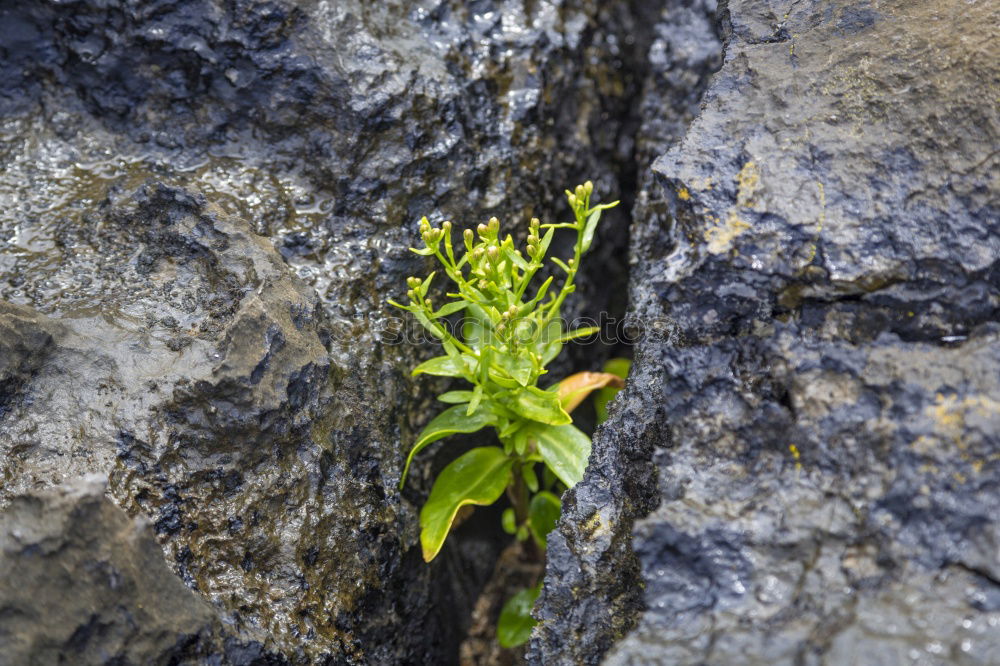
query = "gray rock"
xmin=536 ymin=0 xmax=1000 ymax=664
xmin=0 ymin=476 xmax=229 ymax=665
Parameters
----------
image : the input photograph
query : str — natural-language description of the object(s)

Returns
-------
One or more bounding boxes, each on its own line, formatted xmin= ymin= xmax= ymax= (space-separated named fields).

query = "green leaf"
xmin=581 ymin=209 xmax=602 ymax=254
xmin=491 ymin=351 xmax=534 ymax=387
xmin=409 ymin=246 xmax=436 ymax=256
xmin=420 ymin=447 xmax=513 ymax=561
xmin=400 ymin=406 xmax=497 ymax=489
xmin=412 ymin=355 xmax=473 ymax=378
xmin=498 ymin=388 xmax=571 ymax=426
xmin=504 ymin=246 xmax=529 ymax=270
xmin=497 ymin=584 xmax=542 ymax=648
xmin=434 ymin=300 xmax=469 ymax=318
xmin=463 ymin=304 xmax=494 ymax=351
xmin=529 ymin=490 xmax=561 ymax=546
xmin=524 ymin=422 xmax=590 ymax=488
xmin=418 ymin=271 xmax=436 ymax=298
xmin=551 ymin=257 xmax=571 ymax=274
xmin=537 ymin=227 xmax=555 ymax=259
xmin=438 ymin=390 xmax=474 ymax=404
xmin=502 ymin=507 xmax=517 ymax=534
xmin=555 ymin=326 xmax=600 ymax=343
xmin=534 ymin=319 xmax=563 ymax=365
xmin=522 ymin=463 xmax=539 ymax=493
xmin=466 ymin=385 xmax=483 ymax=415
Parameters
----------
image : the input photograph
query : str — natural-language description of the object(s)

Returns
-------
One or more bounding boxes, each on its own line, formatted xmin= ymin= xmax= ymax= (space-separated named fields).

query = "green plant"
xmin=390 ymin=182 xmax=625 ymax=646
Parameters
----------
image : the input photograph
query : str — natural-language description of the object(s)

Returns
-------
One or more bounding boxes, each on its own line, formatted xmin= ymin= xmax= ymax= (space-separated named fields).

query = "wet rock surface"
xmin=0 ymin=0 xmax=653 ymax=663
xmin=536 ymin=0 xmax=1000 ymax=664
xmin=0 ymin=476 xmax=235 ymax=665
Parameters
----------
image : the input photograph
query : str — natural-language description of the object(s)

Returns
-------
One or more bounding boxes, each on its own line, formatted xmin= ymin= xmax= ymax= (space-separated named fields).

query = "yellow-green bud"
xmin=406 ymin=289 xmax=416 ymax=300
xmin=487 ymin=246 xmax=500 ymax=263
xmin=464 ymin=228 xmax=474 ymax=245
xmin=584 ymin=180 xmax=593 ymax=195
xmin=488 ymin=217 xmax=499 ymax=232
xmin=567 ymin=193 xmax=578 ymax=207
xmin=442 ymin=221 xmax=452 ymax=233
xmin=477 ymin=223 xmax=488 ymax=237
xmin=575 ymin=184 xmax=585 ymax=199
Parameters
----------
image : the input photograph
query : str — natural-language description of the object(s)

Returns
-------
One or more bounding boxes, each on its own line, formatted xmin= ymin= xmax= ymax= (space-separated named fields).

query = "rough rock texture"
xmin=0 ymin=476 xmax=234 ymax=665
xmin=536 ymin=0 xmax=1000 ymax=664
xmin=530 ymin=1 xmax=724 ymax=662
xmin=0 ymin=0 xmax=658 ymax=662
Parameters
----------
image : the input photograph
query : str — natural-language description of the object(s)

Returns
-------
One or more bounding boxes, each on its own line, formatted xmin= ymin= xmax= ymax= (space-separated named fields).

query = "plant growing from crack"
xmin=390 ymin=182 xmax=626 ymax=647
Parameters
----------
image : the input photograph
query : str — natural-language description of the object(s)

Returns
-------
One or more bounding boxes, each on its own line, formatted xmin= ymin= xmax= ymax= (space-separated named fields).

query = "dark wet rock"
xmin=530 ymin=1 xmax=724 ymax=662
xmin=0 ymin=0 xmax=659 ymax=662
xmin=0 ymin=476 xmax=230 ymax=665
xmin=536 ymin=0 xmax=1000 ymax=664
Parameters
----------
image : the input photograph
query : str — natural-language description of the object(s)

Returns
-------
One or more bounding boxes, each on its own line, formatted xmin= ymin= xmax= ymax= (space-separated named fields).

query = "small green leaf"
xmin=529 ymin=490 xmax=561 ymax=546
xmin=438 ymin=390 xmax=474 ymax=404
xmin=498 ymin=388 xmax=571 ymax=426
xmin=409 ymin=246 xmax=436 ymax=256
xmin=581 ymin=208 xmax=605 ymax=254
xmin=501 ymin=507 xmax=517 ymax=534
xmin=551 ymin=257 xmax=571 ymax=274
xmin=555 ymin=326 xmax=600 ymax=343
xmin=524 ymin=422 xmax=590 ymax=488
xmin=400 ymin=406 xmax=497 ymax=489
xmin=434 ymin=300 xmax=469 ymax=318
xmin=537 ymin=227 xmax=555 ymax=259
xmin=522 ymin=463 xmax=539 ymax=493
xmin=504 ymin=246 xmax=529 ymax=270
xmin=412 ymin=355 xmax=473 ymax=378
xmin=420 ymin=447 xmax=513 ymax=561
xmin=466 ymin=385 xmax=483 ymax=416
xmin=497 ymin=584 xmax=542 ymax=648
xmin=491 ymin=351 xmax=534 ymax=387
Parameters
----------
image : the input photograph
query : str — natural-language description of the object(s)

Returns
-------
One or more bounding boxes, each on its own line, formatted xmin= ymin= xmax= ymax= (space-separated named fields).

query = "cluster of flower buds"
xmin=496 ymin=304 xmax=520 ymax=333
xmin=419 ymin=217 xmax=441 ymax=245
xmin=526 ymin=217 xmax=542 ymax=260
xmin=476 ymin=217 xmax=501 ymax=242
xmin=565 ymin=180 xmax=594 ymax=210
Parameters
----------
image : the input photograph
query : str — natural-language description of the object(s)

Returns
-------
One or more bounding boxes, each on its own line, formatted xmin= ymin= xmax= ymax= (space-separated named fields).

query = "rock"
xmin=536 ymin=0 xmax=1000 ymax=664
xmin=530 ymin=1 xmax=724 ymax=662
xmin=0 ymin=476 xmax=230 ymax=665
xmin=0 ymin=0 xmax=657 ymax=662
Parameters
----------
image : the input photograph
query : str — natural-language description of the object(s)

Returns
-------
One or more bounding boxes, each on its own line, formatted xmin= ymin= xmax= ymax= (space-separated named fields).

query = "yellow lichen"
xmin=704 ymin=210 xmax=750 ymax=254
xmin=736 ymin=161 xmax=761 ymax=208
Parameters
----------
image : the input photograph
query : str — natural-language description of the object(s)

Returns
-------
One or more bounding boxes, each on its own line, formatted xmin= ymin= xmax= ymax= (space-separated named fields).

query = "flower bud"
xmin=575 ymin=184 xmax=585 ymax=199
xmin=488 ymin=217 xmax=499 ymax=233
xmin=567 ymin=193 xmax=578 ymax=207
xmin=477 ymin=223 xmax=488 ymax=237
xmin=487 ymin=246 xmax=500 ymax=263
xmin=530 ymin=217 xmax=540 ymax=230
xmin=406 ymin=289 xmax=416 ymax=301
xmin=464 ymin=228 xmax=474 ymax=246
xmin=584 ymin=180 xmax=593 ymax=195
xmin=568 ymin=257 xmax=575 ymax=267
xmin=442 ymin=221 xmax=452 ymax=233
